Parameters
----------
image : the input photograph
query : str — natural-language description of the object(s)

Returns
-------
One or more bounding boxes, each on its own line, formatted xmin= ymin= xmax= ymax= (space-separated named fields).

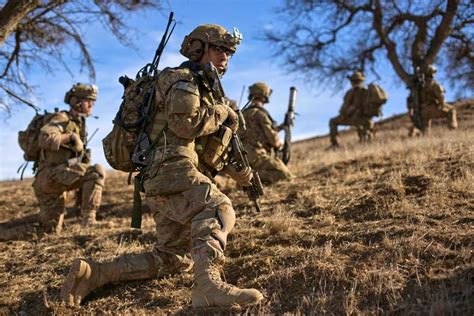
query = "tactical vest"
xmin=420 ymin=80 xmax=443 ymax=107
xmin=147 ymin=63 xmax=232 ymax=174
xmin=239 ymin=104 xmax=276 ymax=150
xmin=41 ymin=113 xmax=84 ymax=166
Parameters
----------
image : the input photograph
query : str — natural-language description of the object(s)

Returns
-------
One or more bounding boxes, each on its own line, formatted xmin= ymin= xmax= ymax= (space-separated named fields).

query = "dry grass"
xmin=0 ymin=101 xmax=473 ymax=314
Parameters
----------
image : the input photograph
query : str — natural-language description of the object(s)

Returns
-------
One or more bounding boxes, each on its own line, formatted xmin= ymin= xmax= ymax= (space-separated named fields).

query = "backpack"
xmin=364 ymin=83 xmax=388 ymax=117
xmin=102 ymin=74 xmax=159 ymax=173
xmin=18 ymin=109 xmax=59 ymax=162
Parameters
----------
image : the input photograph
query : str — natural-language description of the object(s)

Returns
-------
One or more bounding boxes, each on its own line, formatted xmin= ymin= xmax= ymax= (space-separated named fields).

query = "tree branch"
xmin=372 ymin=0 xmax=411 ymax=85
xmin=0 ymin=0 xmax=40 ymax=45
xmin=425 ymin=0 xmax=459 ymax=66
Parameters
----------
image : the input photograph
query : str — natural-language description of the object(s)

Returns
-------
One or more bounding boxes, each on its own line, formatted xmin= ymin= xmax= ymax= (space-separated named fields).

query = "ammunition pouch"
xmin=196 ymin=125 xmax=232 ymax=172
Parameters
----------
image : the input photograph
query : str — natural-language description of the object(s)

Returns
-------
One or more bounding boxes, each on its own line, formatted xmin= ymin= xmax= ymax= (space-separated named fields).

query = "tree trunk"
xmin=0 ymin=0 xmax=40 ymax=46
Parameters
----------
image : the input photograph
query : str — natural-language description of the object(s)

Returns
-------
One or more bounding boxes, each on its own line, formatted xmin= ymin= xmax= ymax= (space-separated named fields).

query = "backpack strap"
xmin=244 ymin=104 xmax=278 ymax=127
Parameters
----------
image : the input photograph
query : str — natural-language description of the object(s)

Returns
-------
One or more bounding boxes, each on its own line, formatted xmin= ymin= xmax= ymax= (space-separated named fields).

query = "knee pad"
xmin=191 ymin=202 xmax=235 ymax=255
xmin=84 ymin=164 xmax=106 ymax=186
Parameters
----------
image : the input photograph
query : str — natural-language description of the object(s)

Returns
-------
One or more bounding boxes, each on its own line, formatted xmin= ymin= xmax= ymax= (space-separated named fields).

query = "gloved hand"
xmin=275 ymin=140 xmax=284 ymax=151
xmin=225 ymin=163 xmax=253 ymax=187
xmin=225 ymin=105 xmax=239 ymax=133
xmin=276 ymin=123 xmax=286 ymax=132
xmin=67 ymin=132 xmax=84 ymax=153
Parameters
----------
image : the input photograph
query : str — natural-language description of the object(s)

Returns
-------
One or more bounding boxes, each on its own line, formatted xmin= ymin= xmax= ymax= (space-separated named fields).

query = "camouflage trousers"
xmin=409 ymin=104 xmax=457 ymax=136
xmin=32 ymin=162 xmax=106 ymax=232
xmin=245 ymin=145 xmax=294 ymax=184
xmin=329 ymin=114 xmax=374 ymax=145
xmin=136 ymin=147 xmax=236 ymax=274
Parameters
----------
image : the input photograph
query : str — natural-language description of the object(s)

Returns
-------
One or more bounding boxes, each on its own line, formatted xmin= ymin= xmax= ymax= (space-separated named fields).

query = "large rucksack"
xmin=102 ymin=74 xmax=160 ymax=172
xmin=364 ymin=83 xmax=388 ymax=117
xmin=18 ymin=109 xmax=60 ymax=162
xmin=102 ymin=12 xmax=175 ymax=175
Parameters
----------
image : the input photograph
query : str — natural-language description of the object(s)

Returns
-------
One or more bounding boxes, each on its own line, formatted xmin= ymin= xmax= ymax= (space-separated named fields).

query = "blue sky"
xmin=0 ymin=0 xmax=459 ymax=180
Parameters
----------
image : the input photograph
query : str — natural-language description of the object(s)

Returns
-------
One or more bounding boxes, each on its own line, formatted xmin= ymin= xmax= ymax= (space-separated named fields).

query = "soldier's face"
xmin=205 ymin=45 xmax=230 ymax=72
xmin=80 ymin=99 xmax=95 ymax=116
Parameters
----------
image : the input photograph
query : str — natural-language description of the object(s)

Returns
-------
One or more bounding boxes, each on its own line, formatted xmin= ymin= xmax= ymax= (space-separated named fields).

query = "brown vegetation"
xmin=0 ymin=101 xmax=472 ymax=314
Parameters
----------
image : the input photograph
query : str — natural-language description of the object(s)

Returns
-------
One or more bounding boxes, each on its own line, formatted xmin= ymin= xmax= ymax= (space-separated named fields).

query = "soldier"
xmin=328 ymin=71 xmax=374 ymax=147
xmin=238 ymin=82 xmax=294 ymax=184
xmin=408 ymin=65 xmax=457 ymax=136
xmin=0 ymin=84 xmax=105 ymax=241
xmin=61 ymin=24 xmax=263 ymax=308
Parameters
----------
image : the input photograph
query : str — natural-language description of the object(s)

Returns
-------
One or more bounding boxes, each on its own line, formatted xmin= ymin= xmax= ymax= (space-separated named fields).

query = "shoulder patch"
xmin=157 ymin=67 xmax=196 ymax=96
xmin=174 ymin=81 xmax=199 ymax=95
xmin=48 ymin=112 xmax=70 ymax=125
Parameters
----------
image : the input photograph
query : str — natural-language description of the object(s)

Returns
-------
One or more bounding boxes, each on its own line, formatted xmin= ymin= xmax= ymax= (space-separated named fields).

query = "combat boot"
xmin=80 ymin=207 xmax=97 ymax=226
xmin=61 ymin=253 xmax=162 ymax=306
xmin=80 ymin=179 xmax=103 ymax=227
xmin=192 ymin=257 xmax=264 ymax=308
xmin=448 ymin=109 xmax=458 ymax=129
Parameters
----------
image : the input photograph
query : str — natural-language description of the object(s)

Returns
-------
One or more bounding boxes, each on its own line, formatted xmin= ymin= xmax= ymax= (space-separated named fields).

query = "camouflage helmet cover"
xmin=248 ymin=82 xmax=272 ymax=103
xmin=64 ymin=83 xmax=98 ymax=105
xmin=425 ymin=65 xmax=437 ymax=77
xmin=180 ymin=24 xmax=242 ymax=61
xmin=347 ymin=70 xmax=366 ymax=82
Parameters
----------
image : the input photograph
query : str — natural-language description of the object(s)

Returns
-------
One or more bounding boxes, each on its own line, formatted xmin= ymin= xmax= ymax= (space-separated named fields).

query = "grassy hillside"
xmin=0 ymin=101 xmax=472 ymax=314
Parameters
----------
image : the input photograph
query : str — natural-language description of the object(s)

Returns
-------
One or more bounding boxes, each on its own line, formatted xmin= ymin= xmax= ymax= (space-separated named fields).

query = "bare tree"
xmin=0 ymin=0 xmax=162 ymax=112
xmin=265 ymin=0 xmax=473 ymax=95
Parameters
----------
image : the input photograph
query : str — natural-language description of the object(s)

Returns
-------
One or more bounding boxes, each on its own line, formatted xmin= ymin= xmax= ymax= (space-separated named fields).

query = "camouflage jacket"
xmin=38 ymin=111 xmax=85 ymax=166
xmin=420 ymin=79 xmax=445 ymax=108
xmin=339 ymin=86 xmax=368 ymax=117
xmin=239 ymin=102 xmax=280 ymax=153
xmin=144 ymin=62 xmax=229 ymax=170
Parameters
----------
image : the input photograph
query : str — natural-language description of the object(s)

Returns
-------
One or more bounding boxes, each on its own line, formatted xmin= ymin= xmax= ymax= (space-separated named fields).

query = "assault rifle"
xmin=207 ymin=63 xmax=264 ymax=212
xmin=281 ymin=87 xmax=297 ymax=165
xmin=128 ymin=12 xmax=176 ymax=229
xmin=412 ymin=67 xmax=425 ymax=132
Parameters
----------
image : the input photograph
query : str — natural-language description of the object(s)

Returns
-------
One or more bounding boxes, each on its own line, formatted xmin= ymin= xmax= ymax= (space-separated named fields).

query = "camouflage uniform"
xmin=61 ymin=24 xmax=263 ymax=308
xmin=0 ymin=84 xmax=105 ymax=241
xmin=408 ymin=65 xmax=457 ymax=136
xmin=239 ymin=83 xmax=293 ymax=184
xmin=329 ymin=71 xmax=374 ymax=146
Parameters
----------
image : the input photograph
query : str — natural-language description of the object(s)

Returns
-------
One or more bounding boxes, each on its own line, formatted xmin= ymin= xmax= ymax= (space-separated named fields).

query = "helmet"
xmin=64 ymin=83 xmax=98 ymax=106
xmin=180 ymin=24 xmax=242 ymax=61
xmin=347 ymin=70 xmax=366 ymax=82
xmin=248 ymin=82 xmax=272 ymax=103
xmin=425 ymin=65 xmax=437 ymax=77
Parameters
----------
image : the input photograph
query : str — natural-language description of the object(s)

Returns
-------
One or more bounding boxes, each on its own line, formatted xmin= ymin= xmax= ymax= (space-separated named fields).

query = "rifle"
xmin=412 ymin=67 xmax=425 ymax=132
xmin=129 ymin=11 xmax=176 ymax=229
xmin=207 ymin=63 xmax=264 ymax=212
xmin=281 ymin=87 xmax=297 ymax=165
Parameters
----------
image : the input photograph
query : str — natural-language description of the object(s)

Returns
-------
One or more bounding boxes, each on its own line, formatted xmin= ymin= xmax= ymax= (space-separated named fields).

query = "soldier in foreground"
xmin=61 ymin=24 xmax=263 ymax=308
xmin=0 ymin=84 xmax=105 ymax=241
xmin=328 ymin=71 xmax=374 ymax=148
xmin=238 ymin=82 xmax=294 ymax=184
xmin=408 ymin=65 xmax=457 ymax=136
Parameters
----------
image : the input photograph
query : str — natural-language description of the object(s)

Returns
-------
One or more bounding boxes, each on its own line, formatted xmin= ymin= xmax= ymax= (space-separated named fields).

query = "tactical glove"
xmin=225 ymin=105 xmax=239 ymax=133
xmin=225 ymin=163 xmax=253 ymax=187
xmin=68 ymin=132 xmax=84 ymax=153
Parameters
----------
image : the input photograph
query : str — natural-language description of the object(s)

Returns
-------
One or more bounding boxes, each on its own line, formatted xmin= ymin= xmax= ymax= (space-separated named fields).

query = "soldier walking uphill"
xmin=238 ymin=82 xmax=294 ymax=184
xmin=0 ymin=84 xmax=105 ymax=241
xmin=61 ymin=25 xmax=264 ymax=308
xmin=408 ymin=65 xmax=457 ymax=136
xmin=329 ymin=71 xmax=374 ymax=148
